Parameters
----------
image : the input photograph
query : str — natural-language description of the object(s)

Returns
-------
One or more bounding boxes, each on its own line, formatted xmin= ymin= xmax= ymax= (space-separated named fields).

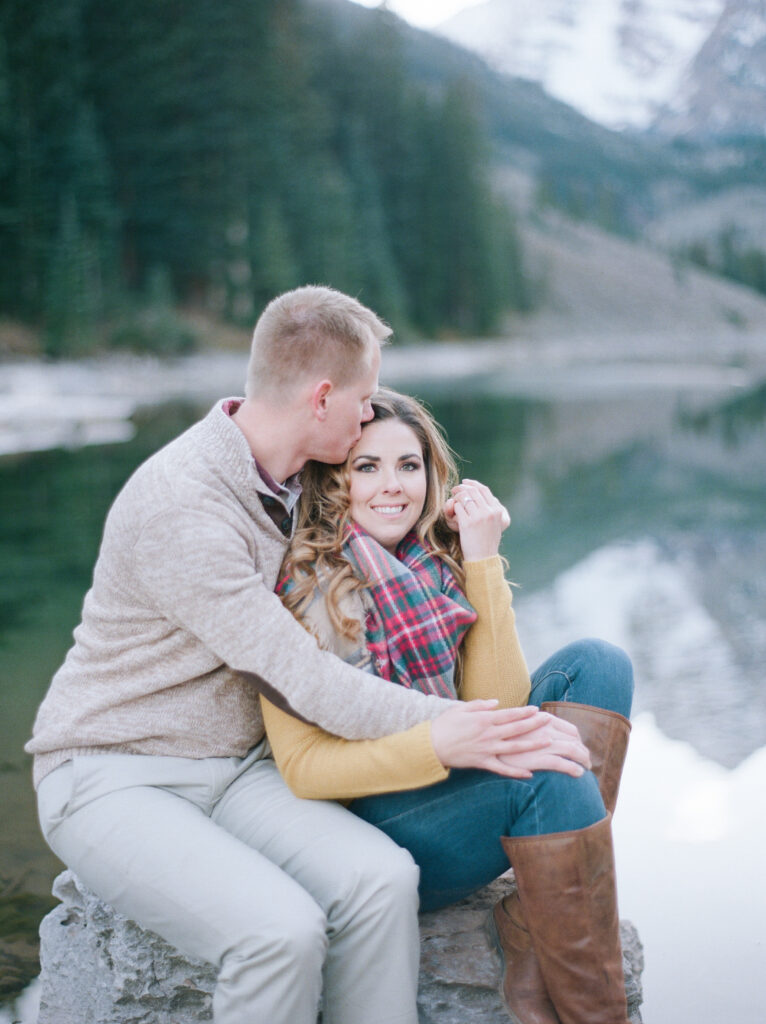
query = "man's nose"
xmin=361 ymin=401 xmax=374 ymax=423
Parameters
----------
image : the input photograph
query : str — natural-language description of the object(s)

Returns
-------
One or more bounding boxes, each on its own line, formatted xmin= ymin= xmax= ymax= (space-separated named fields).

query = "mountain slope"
xmin=653 ymin=0 xmax=766 ymax=137
xmin=438 ymin=0 xmax=724 ymax=131
xmin=318 ymin=0 xmax=766 ymax=306
xmin=510 ymin=209 xmax=766 ymax=353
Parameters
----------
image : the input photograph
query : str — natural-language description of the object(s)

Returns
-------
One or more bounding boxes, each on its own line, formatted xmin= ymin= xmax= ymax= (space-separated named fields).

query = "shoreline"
xmin=2 ymin=328 xmax=765 ymax=459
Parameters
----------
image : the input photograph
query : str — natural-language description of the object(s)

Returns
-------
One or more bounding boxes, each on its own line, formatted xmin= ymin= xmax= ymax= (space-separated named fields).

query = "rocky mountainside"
xmin=438 ymin=0 xmax=766 ymax=138
xmin=653 ymin=0 xmax=766 ymax=137
xmin=327 ymin=0 xmax=766 ymax=299
xmin=508 ymin=207 xmax=766 ymax=352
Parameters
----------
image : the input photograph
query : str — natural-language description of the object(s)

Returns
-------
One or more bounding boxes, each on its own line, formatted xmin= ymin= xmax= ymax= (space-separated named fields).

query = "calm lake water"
xmin=1 ymin=348 xmax=765 ymax=1022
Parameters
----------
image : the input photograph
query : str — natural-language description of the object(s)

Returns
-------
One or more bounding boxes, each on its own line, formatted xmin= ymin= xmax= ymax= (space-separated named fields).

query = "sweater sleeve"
xmin=459 ymin=556 xmax=530 ymax=707
xmin=261 ymin=697 xmax=448 ymax=799
xmin=261 ymin=556 xmax=530 ymax=802
xmin=131 ymin=508 xmax=454 ymax=741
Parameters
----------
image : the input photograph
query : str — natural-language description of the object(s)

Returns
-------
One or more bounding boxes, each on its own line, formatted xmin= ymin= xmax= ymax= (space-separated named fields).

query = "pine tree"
xmin=1 ymin=0 xmax=531 ymax=352
xmin=2 ymin=0 xmax=117 ymax=335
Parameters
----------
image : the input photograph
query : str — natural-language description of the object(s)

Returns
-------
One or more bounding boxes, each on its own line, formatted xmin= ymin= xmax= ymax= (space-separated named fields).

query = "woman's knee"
xmin=560 ymin=637 xmax=634 ymax=717
xmin=583 ymin=638 xmax=634 ymax=716
xmin=511 ymin=769 xmax=605 ymax=837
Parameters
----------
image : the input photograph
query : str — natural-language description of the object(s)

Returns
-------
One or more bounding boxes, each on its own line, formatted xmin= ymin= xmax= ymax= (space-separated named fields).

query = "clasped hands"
xmin=430 ymin=702 xmax=591 ymax=779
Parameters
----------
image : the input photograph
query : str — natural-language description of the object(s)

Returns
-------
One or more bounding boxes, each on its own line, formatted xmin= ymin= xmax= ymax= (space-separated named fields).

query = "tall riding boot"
xmin=501 ymin=815 xmax=629 ymax=1024
xmin=540 ymin=702 xmax=631 ymax=815
xmin=491 ymin=703 xmax=631 ymax=1022
xmin=489 ymin=887 xmax=561 ymax=1024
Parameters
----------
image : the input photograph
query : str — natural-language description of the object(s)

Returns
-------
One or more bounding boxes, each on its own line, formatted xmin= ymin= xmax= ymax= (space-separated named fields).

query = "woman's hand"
xmin=444 ymin=479 xmax=510 ymax=561
xmin=430 ymin=701 xmax=591 ymax=779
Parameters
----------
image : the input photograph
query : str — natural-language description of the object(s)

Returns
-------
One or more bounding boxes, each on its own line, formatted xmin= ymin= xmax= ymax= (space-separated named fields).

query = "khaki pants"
xmin=37 ymin=744 xmax=421 ymax=1024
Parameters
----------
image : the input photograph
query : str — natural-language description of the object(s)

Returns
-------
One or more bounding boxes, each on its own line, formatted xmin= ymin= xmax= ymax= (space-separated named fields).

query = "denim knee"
xmin=577 ymin=637 xmax=634 ymax=717
xmin=532 ymin=638 xmax=634 ymax=718
xmin=509 ymin=768 xmax=605 ymax=838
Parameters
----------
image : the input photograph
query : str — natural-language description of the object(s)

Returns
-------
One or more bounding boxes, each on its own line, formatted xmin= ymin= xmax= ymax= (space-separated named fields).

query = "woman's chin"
xmin=364 ymin=526 xmax=408 ymax=553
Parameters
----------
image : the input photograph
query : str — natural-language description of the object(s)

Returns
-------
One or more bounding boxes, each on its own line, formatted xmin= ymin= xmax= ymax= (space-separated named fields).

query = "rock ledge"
xmin=39 ymin=871 xmax=644 ymax=1023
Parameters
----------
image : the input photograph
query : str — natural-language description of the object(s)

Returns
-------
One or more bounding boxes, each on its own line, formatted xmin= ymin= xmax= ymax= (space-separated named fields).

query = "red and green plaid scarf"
xmin=342 ymin=523 xmax=477 ymax=699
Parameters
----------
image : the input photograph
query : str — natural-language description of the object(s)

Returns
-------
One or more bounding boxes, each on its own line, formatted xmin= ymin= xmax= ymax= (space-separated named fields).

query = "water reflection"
xmin=614 ymin=715 xmax=766 ymax=1024
xmin=515 ymin=540 xmax=766 ymax=768
xmin=1 ymin=352 xmax=765 ymax=1020
xmin=681 ymin=378 xmax=766 ymax=444
xmin=0 ymin=980 xmax=38 ymax=1024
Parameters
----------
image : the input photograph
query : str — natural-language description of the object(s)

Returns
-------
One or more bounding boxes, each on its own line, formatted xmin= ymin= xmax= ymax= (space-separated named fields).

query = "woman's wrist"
xmin=463 ymin=553 xmax=502 ymax=568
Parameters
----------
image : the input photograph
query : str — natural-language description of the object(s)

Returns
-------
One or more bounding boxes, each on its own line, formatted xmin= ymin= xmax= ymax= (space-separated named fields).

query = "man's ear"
xmin=311 ymin=379 xmax=334 ymax=421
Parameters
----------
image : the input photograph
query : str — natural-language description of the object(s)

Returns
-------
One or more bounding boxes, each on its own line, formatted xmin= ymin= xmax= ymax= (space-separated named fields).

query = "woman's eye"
xmin=356 ymin=463 xmax=376 ymax=473
xmin=401 ymin=462 xmax=421 ymax=472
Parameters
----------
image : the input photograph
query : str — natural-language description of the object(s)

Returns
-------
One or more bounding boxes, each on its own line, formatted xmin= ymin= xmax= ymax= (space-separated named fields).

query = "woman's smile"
xmin=371 ymin=504 xmax=407 ymax=516
xmin=348 ymin=418 xmax=428 ymax=553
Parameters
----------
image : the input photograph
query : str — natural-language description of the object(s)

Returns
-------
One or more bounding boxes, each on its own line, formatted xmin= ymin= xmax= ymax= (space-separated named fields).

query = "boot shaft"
xmin=501 ymin=815 xmax=629 ymax=1024
xmin=541 ymin=702 xmax=630 ymax=815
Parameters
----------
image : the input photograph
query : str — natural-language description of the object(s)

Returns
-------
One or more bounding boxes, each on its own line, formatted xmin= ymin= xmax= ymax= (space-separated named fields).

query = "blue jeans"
xmin=349 ymin=639 xmax=634 ymax=911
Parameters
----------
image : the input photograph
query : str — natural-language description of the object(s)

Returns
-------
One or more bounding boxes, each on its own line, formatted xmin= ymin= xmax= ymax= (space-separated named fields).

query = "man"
xmin=27 ymin=286 xmax=588 ymax=1024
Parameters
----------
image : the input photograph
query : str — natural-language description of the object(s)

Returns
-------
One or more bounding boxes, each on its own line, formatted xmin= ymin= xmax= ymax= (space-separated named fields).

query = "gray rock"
xmin=38 ymin=871 xmax=644 ymax=1023
xmin=416 ymin=877 xmax=644 ymax=1024
xmin=38 ymin=872 xmax=214 ymax=1024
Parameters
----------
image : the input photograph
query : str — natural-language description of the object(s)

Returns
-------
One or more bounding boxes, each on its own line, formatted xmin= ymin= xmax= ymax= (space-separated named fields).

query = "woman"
xmin=262 ymin=389 xmax=634 ymax=1024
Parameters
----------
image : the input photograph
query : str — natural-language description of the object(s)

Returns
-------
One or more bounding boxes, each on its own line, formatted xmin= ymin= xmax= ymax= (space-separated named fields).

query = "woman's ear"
xmin=311 ymin=379 xmax=333 ymax=421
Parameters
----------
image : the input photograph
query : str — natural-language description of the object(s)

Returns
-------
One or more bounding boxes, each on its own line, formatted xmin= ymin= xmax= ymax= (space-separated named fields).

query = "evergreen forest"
xmin=0 ymin=0 xmax=531 ymax=356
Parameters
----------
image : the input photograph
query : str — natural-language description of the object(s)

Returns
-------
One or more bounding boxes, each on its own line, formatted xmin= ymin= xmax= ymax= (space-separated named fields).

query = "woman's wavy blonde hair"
xmin=281 ymin=387 xmax=465 ymax=642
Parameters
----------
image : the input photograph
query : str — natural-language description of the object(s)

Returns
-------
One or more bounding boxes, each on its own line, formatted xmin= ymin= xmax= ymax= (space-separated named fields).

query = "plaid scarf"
xmin=342 ymin=524 xmax=477 ymax=699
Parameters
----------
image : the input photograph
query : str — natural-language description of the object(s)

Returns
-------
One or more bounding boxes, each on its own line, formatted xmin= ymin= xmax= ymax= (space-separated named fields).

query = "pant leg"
xmin=37 ymin=753 xmax=327 ymax=1024
xmin=529 ymin=638 xmax=634 ymax=717
xmin=212 ymin=754 xmax=421 ymax=1024
xmin=350 ymin=766 xmax=604 ymax=912
xmin=349 ymin=643 xmax=631 ymax=914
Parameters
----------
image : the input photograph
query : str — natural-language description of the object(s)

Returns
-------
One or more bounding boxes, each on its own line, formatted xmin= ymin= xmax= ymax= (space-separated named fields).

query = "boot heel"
xmin=489 ymin=889 xmax=560 ymax=1024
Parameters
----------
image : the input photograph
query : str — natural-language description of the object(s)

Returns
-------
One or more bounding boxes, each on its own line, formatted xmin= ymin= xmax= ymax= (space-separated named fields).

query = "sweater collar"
xmin=197 ymin=400 xmax=292 ymax=517
xmin=219 ymin=398 xmax=302 ymax=511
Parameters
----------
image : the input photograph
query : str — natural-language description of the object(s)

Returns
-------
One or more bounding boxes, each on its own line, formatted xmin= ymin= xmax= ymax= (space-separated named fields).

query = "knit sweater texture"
xmin=25 ymin=401 xmax=452 ymax=787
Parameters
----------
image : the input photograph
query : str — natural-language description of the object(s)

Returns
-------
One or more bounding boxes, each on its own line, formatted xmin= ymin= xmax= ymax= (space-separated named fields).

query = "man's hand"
xmin=430 ymin=702 xmax=591 ymax=779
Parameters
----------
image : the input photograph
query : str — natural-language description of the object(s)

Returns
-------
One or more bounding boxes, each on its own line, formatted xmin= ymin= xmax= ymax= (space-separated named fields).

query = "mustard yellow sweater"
xmin=262 ymin=556 xmax=530 ymax=800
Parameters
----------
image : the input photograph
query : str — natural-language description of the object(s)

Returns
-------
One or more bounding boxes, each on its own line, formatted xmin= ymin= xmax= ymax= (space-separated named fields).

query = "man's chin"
xmin=337 ymin=436 xmax=361 ymax=462
xmin=323 ymin=450 xmax=352 ymax=466
xmin=316 ymin=437 xmax=360 ymax=466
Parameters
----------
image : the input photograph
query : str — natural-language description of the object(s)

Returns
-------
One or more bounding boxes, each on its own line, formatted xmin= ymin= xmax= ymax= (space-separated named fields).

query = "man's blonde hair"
xmin=245 ymin=285 xmax=392 ymax=397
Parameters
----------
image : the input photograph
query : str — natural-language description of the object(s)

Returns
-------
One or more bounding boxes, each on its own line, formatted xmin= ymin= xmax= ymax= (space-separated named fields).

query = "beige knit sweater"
xmin=25 ymin=401 xmax=452 ymax=787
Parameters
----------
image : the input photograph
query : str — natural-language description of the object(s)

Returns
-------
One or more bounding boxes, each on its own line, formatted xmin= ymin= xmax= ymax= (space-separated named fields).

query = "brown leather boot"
xmin=489 ymin=888 xmax=560 ymax=1024
xmin=501 ymin=815 xmax=629 ymax=1024
xmin=541 ymin=702 xmax=631 ymax=815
